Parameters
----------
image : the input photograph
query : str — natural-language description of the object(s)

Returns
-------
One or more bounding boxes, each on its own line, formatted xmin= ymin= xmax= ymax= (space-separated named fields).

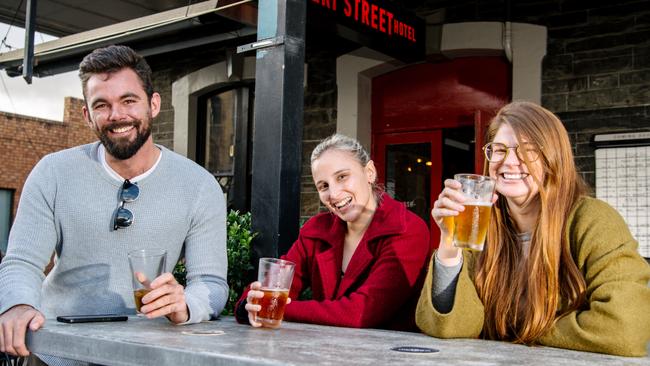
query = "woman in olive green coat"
xmin=416 ymin=101 xmax=650 ymax=357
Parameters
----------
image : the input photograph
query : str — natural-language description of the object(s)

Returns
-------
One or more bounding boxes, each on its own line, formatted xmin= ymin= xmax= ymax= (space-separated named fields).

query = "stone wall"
xmin=146 ymin=43 xmax=340 ymax=222
xmin=143 ymin=1 xmax=650 ymax=220
xmin=301 ymin=48 xmax=339 ymax=221
xmin=147 ymin=46 xmax=230 ymax=150
xmin=412 ymin=0 xmax=650 ymax=187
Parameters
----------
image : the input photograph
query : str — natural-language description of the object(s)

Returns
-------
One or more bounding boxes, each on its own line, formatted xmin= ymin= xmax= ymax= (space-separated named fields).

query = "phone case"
xmin=56 ymin=314 xmax=128 ymax=323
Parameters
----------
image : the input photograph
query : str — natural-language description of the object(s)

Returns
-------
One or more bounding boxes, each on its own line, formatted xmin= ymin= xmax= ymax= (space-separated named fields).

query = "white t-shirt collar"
xmin=98 ymin=143 xmax=162 ymax=183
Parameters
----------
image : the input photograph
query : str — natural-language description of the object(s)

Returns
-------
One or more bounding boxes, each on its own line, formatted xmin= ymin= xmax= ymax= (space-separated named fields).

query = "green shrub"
xmin=224 ymin=210 xmax=256 ymax=314
xmin=172 ymin=260 xmax=187 ymax=287
xmin=173 ymin=209 xmax=256 ymax=315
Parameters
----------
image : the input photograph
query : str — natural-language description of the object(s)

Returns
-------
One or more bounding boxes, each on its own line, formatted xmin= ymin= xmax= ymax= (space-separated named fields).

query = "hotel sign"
xmin=308 ymin=0 xmax=425 ymax=62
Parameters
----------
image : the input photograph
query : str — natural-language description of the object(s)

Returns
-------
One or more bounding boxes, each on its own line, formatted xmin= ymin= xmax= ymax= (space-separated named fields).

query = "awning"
xmin=0 ymin=0 xmax=257 ymax=77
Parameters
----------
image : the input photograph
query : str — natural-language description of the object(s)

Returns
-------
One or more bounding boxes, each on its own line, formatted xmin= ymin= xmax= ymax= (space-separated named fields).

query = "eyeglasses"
xmin=482 ymin=142 xmax=541 ymax=163
xmin=113 ymin=179 xmax=139 ymax=230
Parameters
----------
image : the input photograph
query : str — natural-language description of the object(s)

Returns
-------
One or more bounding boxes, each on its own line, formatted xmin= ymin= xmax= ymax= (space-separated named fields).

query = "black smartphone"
xmin=56 ymin=314 xmax=128 ymax=323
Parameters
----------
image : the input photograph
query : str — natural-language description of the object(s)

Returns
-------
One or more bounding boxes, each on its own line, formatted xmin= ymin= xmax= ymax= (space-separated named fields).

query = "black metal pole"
xmin=250 ymin=0 xmax=306 ymax=259
xmin=23 ymin=0 xmax=36 ymax=84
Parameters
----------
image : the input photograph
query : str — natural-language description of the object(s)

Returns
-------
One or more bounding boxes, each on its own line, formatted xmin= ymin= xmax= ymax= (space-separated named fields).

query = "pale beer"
xmin=252 ymin=287 xmax=290 ymax=329
xmin=127 ymin=248 xmax=166 ymax=316
xmin=452 ymin=174 xmax=495 ymax=251
xmin=453 ymin=203 xmax=492 ymax=250
xmin=133 ymin=288 xmax=151 ymax=313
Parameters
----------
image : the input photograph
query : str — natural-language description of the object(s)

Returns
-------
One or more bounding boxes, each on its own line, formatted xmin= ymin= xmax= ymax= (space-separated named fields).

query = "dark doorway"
xmin=196 ymin=85 xmax=254 ymax=212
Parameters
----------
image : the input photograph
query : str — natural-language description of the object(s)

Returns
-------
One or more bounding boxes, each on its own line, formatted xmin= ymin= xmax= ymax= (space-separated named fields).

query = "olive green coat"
xmin=416 ymin=197 xmax=650 ymax=356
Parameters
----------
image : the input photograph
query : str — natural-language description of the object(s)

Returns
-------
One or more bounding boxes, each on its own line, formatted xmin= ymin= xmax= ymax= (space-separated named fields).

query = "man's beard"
xmin=95 ymin=118 xmax=152 ymax=160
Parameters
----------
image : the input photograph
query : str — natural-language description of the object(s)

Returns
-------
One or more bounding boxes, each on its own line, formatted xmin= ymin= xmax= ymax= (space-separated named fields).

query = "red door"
xmin=372 ymin=57 xmax=510 ymax=248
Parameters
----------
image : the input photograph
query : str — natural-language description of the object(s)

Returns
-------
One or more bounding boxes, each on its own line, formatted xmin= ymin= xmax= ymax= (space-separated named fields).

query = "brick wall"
xmin=0 ymin=97 xmax=97 ymax=219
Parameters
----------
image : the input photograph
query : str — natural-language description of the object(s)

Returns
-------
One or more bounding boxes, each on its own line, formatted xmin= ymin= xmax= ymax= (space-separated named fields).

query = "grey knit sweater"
xmin=0 ymin=142 xmax=228 ymax=323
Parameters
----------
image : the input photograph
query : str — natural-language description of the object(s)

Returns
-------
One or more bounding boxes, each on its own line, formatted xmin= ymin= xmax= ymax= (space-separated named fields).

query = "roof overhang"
xmin=0 ymin=0 xmax=257 ymax=77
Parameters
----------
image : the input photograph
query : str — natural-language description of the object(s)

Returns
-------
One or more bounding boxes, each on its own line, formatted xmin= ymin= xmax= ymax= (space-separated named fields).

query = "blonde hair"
xmin=311 ymin=134 xmax=383 ymax=202
xmin=476 ymin=101 xmax=587 ymax=344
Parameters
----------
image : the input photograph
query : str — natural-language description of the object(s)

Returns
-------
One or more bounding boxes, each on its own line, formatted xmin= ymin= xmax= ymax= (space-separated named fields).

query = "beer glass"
xmin=452 ymin=174 xmax=496 ymax=251
xmin=128 ymin=248 xmax=167 ymax=315
xmin=251 ymin=258 xmax=295 ymax=329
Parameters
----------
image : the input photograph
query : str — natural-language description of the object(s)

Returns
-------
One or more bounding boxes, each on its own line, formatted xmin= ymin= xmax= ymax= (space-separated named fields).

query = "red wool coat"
xmin=237 ymin=194 xmax=432 ymax=331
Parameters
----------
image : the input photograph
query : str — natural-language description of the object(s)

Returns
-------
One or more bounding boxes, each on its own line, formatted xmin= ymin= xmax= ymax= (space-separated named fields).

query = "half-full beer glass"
xmin=128 ymin=248 xmax=167 ymax=315
xmin=251 ymin=258 xmax=295 ymax=329
xmin=453 ymin=174 xmax=496 ymax=251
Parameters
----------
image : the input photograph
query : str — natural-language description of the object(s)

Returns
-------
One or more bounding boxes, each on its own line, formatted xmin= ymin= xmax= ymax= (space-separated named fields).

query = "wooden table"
xmin=26 ymin=316 xmax=649 ymax=365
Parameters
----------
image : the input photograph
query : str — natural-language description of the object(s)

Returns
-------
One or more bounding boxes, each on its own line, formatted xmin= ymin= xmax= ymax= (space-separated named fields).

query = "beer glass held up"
xmin=128 ymin=248 xmax=167 ymax=315
xmin=452 ymin=174 xmax=496 ymax=251
xmin=251 ymin=258 xmax=295 ymax=329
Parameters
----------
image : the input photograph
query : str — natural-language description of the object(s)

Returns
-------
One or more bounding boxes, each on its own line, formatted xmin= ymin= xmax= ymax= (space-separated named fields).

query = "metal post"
xmin=250 ymin=0 xmax=306 ymax=258
xmin=23 ymin=0 xmax=37 ymax=84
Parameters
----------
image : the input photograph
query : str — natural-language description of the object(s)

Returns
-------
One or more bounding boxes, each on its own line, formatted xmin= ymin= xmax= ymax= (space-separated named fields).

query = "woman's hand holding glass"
xmin=431 ymin=179 xmax=466 ymax=264
xmin=431 ymin=178 xmax=498 ymax=264
xmin=244 ymin=281 xmax=292 ymax=327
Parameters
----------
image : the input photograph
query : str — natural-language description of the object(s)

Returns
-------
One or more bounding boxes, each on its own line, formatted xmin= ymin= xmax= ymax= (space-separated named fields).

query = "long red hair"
xmin=476 ymin=101 xmax=588 ymax=344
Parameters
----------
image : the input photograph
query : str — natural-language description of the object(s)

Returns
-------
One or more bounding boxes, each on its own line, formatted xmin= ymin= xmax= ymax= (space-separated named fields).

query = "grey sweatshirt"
xmin=0 ymin=142 xmax=228 ymax=323
xmin=432 ymin=234 xmax=532 ymax=313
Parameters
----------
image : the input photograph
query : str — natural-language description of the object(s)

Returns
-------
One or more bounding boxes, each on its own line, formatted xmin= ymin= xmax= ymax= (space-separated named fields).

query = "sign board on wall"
xmin=594 ymin=132 xmax=650 ymax=258
xmin=308 ymin=0 xmax=425 ymax=62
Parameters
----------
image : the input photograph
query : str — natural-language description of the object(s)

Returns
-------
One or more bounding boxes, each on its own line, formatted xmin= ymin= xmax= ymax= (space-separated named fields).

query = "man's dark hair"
xmin=78 ymin=45 xmax=154 ymax=100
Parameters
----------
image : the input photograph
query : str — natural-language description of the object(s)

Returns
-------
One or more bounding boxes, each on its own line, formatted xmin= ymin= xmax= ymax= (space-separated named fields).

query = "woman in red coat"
xmin=236 ymin=134 xmax=432 ymax=330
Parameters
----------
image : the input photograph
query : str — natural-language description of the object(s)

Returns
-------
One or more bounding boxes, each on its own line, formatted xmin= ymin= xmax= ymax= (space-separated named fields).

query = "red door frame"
xmin=373 ymin=131 xmax=442 ymax=249
xmin=474 ymin=110 xmax=491 ymax=174
xmin=373 ymin=111 xmax=494 ymax=249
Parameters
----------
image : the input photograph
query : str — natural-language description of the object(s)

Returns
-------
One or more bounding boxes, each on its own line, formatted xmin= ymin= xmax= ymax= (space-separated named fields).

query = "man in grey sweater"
xmin=0 ymin=45 xmax=228 ymax=362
